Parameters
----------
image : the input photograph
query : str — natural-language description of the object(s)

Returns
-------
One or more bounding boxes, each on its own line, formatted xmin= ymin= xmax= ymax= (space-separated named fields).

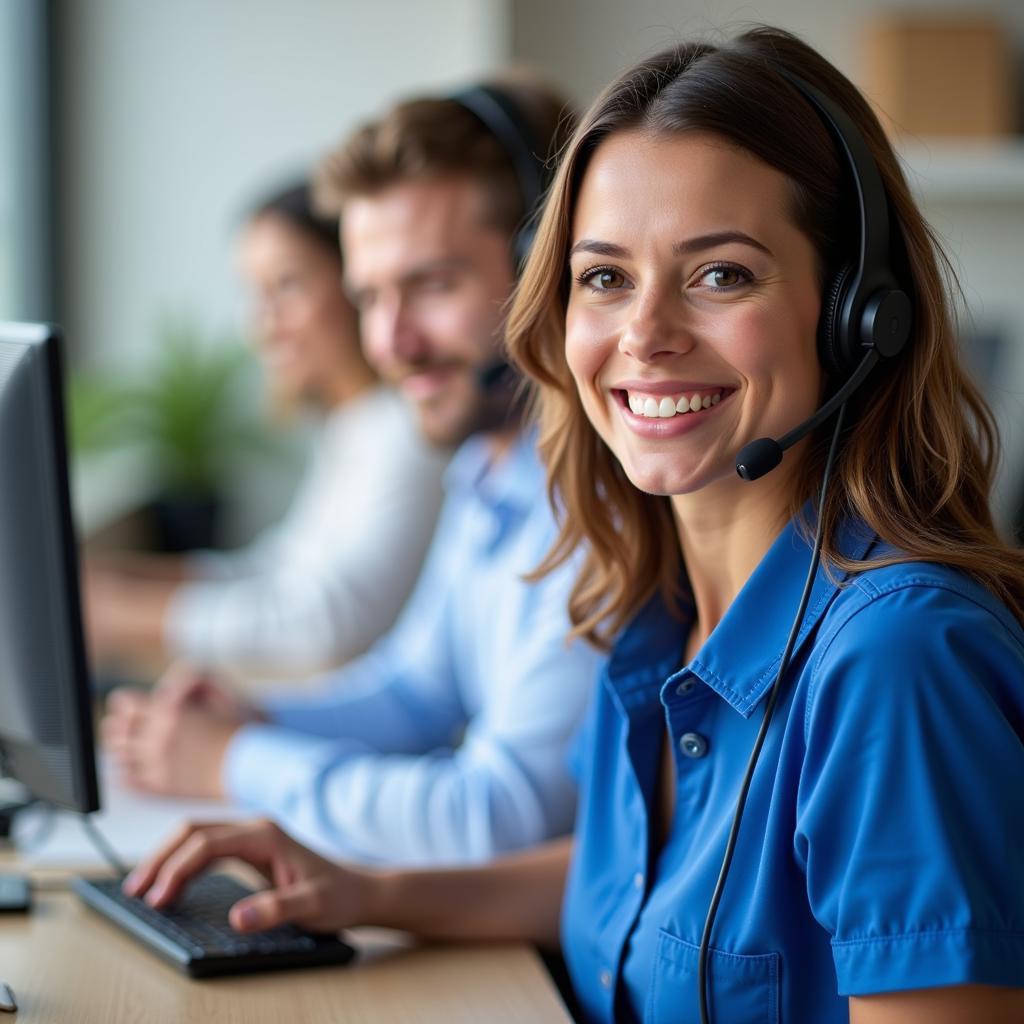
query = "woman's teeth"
xmin=626 ymin=391 xmax=723 ymax=418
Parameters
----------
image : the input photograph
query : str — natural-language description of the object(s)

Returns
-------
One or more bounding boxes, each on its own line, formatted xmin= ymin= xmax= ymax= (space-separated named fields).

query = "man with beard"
xmin=102 ymin=76 xmax=603 ymax=867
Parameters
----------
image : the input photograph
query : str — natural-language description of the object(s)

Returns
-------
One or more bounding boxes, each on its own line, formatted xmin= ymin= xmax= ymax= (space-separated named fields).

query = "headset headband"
xmin=777 ymin=69 xmax=892 ymax=286
xmin=448 ymin=84 xmax=546 ymax=214
xmin=448 ymin=84 xmax=550 ymax=269
xmin=777 ymin=68 xmax=911 ymax=373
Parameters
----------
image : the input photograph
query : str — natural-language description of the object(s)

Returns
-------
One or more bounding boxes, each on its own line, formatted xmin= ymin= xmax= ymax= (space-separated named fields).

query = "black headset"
xmin=447 ymin=83 xmax=552 ymax=393
xmin=701 ymin=69 xmax=916 ymax=1024
xmin=734 ymin=69 xmax=913 ymax=481
xmin=448 ymin=83 xmax=550 ymax=272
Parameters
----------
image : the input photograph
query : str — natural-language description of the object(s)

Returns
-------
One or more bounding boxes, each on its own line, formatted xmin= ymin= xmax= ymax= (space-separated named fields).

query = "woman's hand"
xmin=123 ymin=819 xmax=379 ymax=934
xmin=126 ymin=824 xmax=571 ymax=947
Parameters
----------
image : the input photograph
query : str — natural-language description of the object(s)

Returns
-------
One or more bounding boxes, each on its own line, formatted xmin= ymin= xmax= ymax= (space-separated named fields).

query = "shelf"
xmin=897 ymin=138 xmax=1024 ymax=203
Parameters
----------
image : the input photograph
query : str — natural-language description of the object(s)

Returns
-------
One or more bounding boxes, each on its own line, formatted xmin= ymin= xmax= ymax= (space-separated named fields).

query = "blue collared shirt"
xmin=563 ymin=516 xmax=1024 ymax=1023
xmin=223 ymin=431 xmax=603 ymax=866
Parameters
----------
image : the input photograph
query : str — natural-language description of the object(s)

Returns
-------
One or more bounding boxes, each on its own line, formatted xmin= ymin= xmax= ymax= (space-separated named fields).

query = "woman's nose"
xmin=618 ymin=290 xmax=695 ymax=363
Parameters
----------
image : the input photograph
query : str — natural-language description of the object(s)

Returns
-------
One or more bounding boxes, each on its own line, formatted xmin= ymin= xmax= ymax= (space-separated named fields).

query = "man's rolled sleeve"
xmin=222 ymin=723 xmax=371 ymax=824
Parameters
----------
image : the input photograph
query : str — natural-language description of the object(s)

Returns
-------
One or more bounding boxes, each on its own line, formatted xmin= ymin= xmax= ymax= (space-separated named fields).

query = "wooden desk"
xmin=0 ymin=876 xmax=572 ymax=1023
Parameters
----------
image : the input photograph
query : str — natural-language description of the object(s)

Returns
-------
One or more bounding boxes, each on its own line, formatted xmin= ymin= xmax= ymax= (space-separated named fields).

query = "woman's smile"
xmin=612 ymin=383 xmax=736 ymax=438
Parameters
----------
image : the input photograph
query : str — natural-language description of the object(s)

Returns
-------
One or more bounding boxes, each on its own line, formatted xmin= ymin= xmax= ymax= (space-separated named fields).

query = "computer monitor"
xmin=0 ymin=321 xmax=98 ymax=813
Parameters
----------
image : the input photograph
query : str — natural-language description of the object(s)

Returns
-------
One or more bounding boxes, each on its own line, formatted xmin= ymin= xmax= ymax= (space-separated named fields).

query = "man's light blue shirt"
xmin=563 ymin=516 xmax=1024 ymax=1022
xmin=223 ymin=430 xmax=603 ymax=866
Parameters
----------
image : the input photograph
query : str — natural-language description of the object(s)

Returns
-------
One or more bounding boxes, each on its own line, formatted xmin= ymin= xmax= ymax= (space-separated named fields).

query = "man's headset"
xmin=734 ymin=69 xmax=913 ymax=481
xmin=699 ymin=70 xmax=915 ymax=1024
xmin=447 ymin=83 xmax=551 ymax=392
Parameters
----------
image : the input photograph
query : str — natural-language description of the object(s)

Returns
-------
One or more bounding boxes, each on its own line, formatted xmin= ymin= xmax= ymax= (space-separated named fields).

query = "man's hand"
xmin=154 ymin=662 xmax=263 ymax=723
xmin=102 ymin=672 xmax=259 ymax=798
xmin=123 ymin=819 xmax=380 ymax=934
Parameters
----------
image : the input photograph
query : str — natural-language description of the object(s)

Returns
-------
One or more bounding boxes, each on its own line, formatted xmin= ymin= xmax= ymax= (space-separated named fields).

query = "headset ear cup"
xmin=818 ymin=264 xmax=853 ymax=377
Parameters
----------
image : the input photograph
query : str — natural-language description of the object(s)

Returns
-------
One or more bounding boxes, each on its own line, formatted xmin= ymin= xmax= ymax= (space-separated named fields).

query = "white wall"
xmin=924 ymin=191 xmax=1024 ymax=523
xmin=57 ymin=0 xmax=510 ymax=541
xmin=58 ymin=0 xmax=509 ymax=369
xmin=60 ymin=0 xmax=1024 ymax=370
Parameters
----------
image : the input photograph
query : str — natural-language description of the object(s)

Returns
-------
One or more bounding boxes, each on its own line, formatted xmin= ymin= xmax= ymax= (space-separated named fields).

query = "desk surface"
xmin=0 ymin=876 xmax=571 ymax=1023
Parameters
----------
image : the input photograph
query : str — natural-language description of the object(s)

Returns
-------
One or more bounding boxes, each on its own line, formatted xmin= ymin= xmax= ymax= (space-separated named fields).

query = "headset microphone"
xmin=735 ymin=349 xmax=878 ymax=480
xmin=476 ymin=358 xmax=516 ymax=393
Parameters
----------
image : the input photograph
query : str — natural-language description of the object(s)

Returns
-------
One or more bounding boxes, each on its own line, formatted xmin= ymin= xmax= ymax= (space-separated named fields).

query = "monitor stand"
xmin=0 ymin=791 xmax=28 ymax=1014
xmin=0 ymin=784 xmax=34 ymax=912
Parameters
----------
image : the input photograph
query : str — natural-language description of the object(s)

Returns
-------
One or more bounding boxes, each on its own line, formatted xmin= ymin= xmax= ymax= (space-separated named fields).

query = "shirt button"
xmin=675 ymin=679 xmax=696 ymax=696
xmin=633 ymin=871 xmax=645 ymax=891
xmin=679 ymin=732 xmax=708 ymax=758
xmin=599 ymin=968 xmax=613 ymax=989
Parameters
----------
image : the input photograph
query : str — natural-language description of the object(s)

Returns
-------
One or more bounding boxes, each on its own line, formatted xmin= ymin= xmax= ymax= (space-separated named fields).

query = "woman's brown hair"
xmin=506 ymin=26 xmax=1024 ymax=647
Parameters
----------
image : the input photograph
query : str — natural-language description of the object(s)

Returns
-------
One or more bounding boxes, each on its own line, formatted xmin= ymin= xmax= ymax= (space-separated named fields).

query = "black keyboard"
xmin=72 ymin=873 xmax=356 ymax=978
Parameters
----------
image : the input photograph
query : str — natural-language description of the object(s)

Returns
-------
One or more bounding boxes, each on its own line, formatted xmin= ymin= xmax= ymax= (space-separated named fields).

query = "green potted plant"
xmin=69 ymin=315 xmax=272 ymax=550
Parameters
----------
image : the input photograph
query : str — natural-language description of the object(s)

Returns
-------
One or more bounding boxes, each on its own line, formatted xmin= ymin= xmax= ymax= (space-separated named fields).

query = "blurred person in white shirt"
xmin=84 ymin=182 xmax=447 ymax=677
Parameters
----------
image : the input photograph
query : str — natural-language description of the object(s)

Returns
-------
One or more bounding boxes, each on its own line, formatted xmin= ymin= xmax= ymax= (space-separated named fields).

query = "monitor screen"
xmin=0 ymin=322 xmax=98 ymax=812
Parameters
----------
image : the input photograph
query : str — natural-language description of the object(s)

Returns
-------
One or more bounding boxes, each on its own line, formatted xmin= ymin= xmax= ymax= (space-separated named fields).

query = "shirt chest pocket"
xmin=645 ymin=929 xmax=780 ymax=1024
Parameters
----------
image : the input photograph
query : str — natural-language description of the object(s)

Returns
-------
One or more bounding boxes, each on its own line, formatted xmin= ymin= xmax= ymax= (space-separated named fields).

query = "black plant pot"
xmin=148 ymin=491 xmax=221 ymax=552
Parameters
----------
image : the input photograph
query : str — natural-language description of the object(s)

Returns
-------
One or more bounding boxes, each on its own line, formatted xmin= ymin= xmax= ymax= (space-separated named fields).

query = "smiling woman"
xmin=511 ymin=35 xmax=1023 ymax=651
xmin=83 ymin=182 xmax=449 ymax=677
xmin=507 ymin=24 xmax=1024 ymax=1024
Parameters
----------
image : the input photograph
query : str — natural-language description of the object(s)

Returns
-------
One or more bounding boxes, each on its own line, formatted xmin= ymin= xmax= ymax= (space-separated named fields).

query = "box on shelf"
xmin=863 ymin=15 xmax=1016 ymax=138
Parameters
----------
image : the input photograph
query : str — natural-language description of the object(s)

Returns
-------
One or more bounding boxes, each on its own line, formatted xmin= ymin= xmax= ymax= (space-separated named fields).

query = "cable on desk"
xmin=0 ymin=798 xmax=37 ymax=839
xmin=2 ymin=800 xmax=54 ymax=852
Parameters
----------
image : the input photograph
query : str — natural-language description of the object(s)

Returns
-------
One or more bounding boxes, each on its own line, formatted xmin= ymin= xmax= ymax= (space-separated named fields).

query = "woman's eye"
xmin=577 ymin=266 xmax=627 ymax=291
xmin=696 ymin=264 xmax=750 ymax=290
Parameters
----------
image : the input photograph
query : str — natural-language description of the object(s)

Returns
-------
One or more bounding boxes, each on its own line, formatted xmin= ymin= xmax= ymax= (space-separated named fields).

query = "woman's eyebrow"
xmin=569 ymin=239 xmax=629 ymax=259
xmin=568 ymin=231 xmax=774 ymax=260
xmin=673 ymin=230 xmax=774 ymax=257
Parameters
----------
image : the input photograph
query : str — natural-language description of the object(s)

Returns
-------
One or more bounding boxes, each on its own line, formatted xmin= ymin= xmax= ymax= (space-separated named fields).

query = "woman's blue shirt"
xmin=562 ymin=517 xmax=1024 ymax=1023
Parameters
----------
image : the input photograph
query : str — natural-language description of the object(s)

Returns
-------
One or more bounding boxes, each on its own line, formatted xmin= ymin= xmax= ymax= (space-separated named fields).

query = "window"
xmin=0 ymin=0 xmax=54 ymax=322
